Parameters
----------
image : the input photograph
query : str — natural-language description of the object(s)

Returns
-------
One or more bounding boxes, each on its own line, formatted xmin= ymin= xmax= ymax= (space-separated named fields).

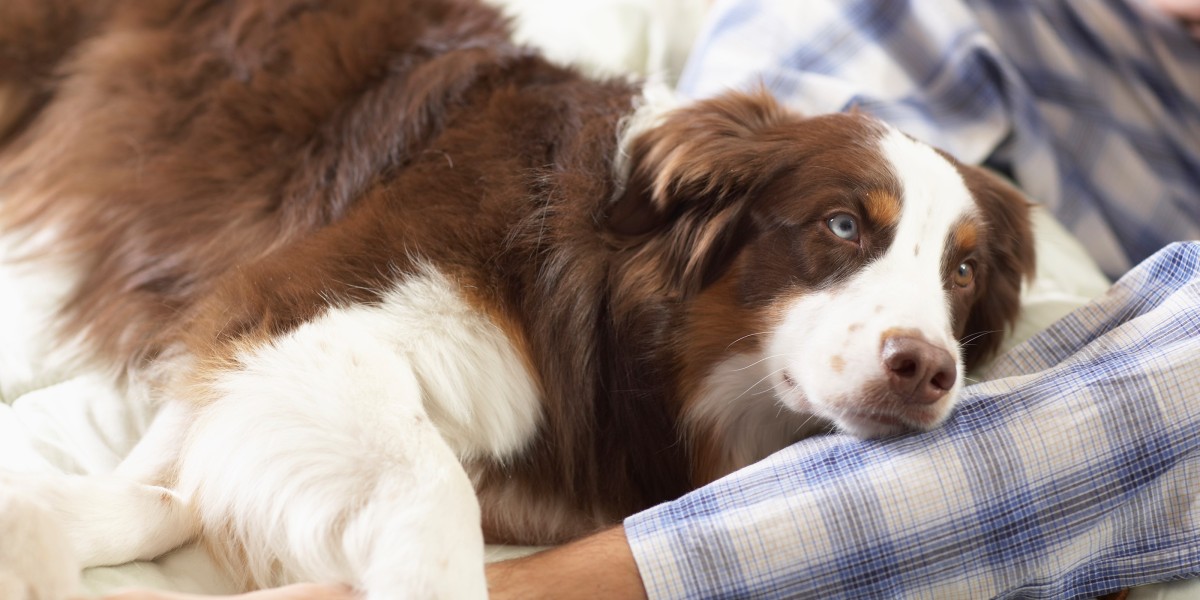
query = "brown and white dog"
xmin=0 ymin=0 xmax=1034 ymax=597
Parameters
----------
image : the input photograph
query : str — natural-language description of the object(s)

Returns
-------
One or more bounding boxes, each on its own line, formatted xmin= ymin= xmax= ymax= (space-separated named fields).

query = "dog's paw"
xmin=0 ymin=482 xmax=81 ymax=600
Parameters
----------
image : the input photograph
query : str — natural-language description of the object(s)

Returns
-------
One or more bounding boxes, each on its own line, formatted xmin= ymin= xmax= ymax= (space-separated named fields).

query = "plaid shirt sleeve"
xmin=676 ymin=0 xmax=1200 ymax=279
xmin=624 ymin=242 xmax=1200 ymax=599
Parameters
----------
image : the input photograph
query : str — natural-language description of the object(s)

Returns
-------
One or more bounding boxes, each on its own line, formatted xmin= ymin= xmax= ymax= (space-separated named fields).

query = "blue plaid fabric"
xmin=677 ymin=0 xmax=1200 ymax=279
xmin=625 ymin=242 xmax=1200 ymax=599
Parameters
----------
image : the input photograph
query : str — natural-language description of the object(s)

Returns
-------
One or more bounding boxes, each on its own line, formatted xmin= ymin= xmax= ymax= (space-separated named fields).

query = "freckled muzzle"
xmin=766 ymin=281 xmax=964 ymax=440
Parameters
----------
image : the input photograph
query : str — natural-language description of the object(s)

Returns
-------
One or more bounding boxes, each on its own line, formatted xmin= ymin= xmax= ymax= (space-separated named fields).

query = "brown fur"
xmin=949 ymin=166 xmax=1037 ymax=363
xmin=0 ymin=0 xmax=1034 ymax=548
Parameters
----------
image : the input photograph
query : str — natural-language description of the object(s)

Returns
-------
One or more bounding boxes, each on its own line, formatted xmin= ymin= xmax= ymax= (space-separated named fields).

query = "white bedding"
xmin=0 ymin=0 xmax=1188 ymax=597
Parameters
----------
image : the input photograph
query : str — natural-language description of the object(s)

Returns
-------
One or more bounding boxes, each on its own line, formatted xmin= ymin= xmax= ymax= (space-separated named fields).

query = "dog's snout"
xmin=881 ymin=335 xmax=957 ymax=405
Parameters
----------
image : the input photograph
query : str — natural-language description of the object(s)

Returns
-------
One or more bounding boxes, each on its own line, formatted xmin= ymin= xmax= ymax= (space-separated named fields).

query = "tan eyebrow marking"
xmin=952 ymin=219 xmax=979 ymax=254
xmin=943 ymin=217 xmax=982 ymax=282
xmin=864 ymin=189 xmax=901 ymax=228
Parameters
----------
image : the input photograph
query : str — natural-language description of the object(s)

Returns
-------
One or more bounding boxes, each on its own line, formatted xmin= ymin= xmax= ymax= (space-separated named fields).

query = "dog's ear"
xmin=959 ymin=166 xmax=1037 ymax=370
xmin=608 ymin=90 xmax=801 ymax=295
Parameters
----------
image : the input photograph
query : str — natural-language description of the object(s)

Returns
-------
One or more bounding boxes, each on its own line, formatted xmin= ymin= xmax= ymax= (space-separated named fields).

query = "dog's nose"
xmin=881 ymin=335 xmax=957 ymax=405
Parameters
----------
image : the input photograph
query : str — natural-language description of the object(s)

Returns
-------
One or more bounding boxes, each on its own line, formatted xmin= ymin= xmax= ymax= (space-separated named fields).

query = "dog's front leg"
xmin=175 ymin=319 xmax=487 ymax=599
xmin=0 ymin=471 xmax=198 ymax=600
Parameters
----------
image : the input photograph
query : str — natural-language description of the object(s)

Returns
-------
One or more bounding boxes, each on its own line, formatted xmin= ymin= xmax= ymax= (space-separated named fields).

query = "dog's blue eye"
xmin=827 ymin=214 xmax=859 ymax=241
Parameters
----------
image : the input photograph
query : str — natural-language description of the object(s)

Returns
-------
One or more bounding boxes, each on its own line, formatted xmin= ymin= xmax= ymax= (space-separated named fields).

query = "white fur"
xmin=0 ymin=472 xmax=196 ymax=599
xmin=0 ymin=484 xmax=79 ymax=600
xmin=684 ymin=353 xmax=831 ymax=473
xmin=364 ymin=265 xmax=543 ymax=461
xmin=766 ymin=127 xmax=976 ymax=438
xmin=115 ymin=399 xmax=193 ymax=482
xmin=172 ymin=265 xmax=538 ymax=597
xmin=0 ymin=230 xmax=91 ymax=398
xmin=0 ymin=265 xmax=539 ymax=598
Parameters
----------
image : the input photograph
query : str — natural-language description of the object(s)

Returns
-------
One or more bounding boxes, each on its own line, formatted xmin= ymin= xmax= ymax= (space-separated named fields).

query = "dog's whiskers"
xmin=731 ymin=367 xmax=789 ymax=402
xmin=730 ymin=353 xmax=791 ymax=372
xmin=960 ymin=329 xmax=1000 ymax=346
xmin=724 ymin=331 xmax=772 ymax=351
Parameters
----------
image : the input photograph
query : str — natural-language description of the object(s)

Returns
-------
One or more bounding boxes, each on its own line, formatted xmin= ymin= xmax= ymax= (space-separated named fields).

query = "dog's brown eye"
xmin=827 ymin=214 xmax=859 ymax=242
xmin=954 ymin=261 xmax=976 ymax=287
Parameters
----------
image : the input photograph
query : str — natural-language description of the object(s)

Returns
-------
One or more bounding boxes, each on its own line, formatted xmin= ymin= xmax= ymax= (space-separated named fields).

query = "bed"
xmin=0 ymin=0 xmax=1195 ymax=597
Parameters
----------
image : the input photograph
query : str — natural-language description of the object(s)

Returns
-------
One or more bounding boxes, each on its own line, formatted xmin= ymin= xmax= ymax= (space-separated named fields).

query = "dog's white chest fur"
xmin=178 ymin=265 xmax=541 ymax=589
xmin=224 ymin=264 xmax=542 ymax=461
xmin=283 ymin=264 xmax=546 ymax=461
xmin=0 ymin=265 xmax=543 ymax=597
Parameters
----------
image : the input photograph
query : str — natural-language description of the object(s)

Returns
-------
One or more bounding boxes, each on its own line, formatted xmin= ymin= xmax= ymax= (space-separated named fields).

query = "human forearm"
xmin=487 ymin=525 xmax=649 ymax=600
xmin=1150 ymin=0 xmax=1200 ymax=36
xmin=97 ymin=526 xmax=646 ymax=600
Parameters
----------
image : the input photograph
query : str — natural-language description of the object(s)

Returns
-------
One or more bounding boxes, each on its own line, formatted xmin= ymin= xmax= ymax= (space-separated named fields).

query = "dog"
xmin=0 ymin=0 xmax=1035 ymax=597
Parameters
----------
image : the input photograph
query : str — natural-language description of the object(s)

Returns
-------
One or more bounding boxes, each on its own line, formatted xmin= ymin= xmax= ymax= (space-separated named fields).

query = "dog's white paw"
xmin=0 ymin=482 xmax=81 ymax=600
xmin=353 ymin=464 xmax=488 ymax=600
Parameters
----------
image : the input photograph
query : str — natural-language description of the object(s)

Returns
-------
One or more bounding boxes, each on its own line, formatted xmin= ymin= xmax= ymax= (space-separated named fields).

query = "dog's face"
xmin=751 ymin=127 xmax=1032 ymax=438
xmin=611 ymin=91 xmax=1034 ymax=440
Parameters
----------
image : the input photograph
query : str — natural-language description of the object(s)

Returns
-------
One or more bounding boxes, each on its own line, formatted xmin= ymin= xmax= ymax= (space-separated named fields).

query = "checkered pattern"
xmin=625 ymin=243 xmax=1200 ymax=599
xmin=677 ymin=0 xmax=1200 ymax=279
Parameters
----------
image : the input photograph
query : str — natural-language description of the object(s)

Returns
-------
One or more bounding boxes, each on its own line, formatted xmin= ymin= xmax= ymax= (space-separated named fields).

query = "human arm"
xmin=1150 ymin=0 xmax=1200 ymax=36
xmin=486 ymin=526 xmax=648 ymax=600
xmin=1151 ymin=0 xmax=1200 ymax=19
xmin=97 ymin=527 xmax=648 ymax=600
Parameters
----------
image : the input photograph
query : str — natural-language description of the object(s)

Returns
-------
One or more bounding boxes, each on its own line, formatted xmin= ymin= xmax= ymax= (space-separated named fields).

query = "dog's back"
xmin=1 ymin=0 xmax=560 ymax=368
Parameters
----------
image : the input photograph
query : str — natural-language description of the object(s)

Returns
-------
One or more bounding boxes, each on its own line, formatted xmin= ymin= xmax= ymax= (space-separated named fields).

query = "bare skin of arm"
xmin=1152 ymin=0 xmax=1200 ymax=19
xmin=96 ymin=526 xmax=648 ymax=600
xmin=486 ymin=526 xmax=648 ymax=600
xmin=1151 ymin=0 xmax=1200 ymax=37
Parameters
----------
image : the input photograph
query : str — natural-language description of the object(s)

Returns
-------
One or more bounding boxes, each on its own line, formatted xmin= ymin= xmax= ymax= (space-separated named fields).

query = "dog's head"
xmin=610 ymin=90 xmax=1035 ymax=440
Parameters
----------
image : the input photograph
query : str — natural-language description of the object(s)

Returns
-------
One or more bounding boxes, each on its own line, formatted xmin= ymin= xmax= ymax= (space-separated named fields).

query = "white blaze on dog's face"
xmin=616 ymin=91 xmax=1034 ymax=451
xmin=766 ymin=128 xmax=980 ymax=438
